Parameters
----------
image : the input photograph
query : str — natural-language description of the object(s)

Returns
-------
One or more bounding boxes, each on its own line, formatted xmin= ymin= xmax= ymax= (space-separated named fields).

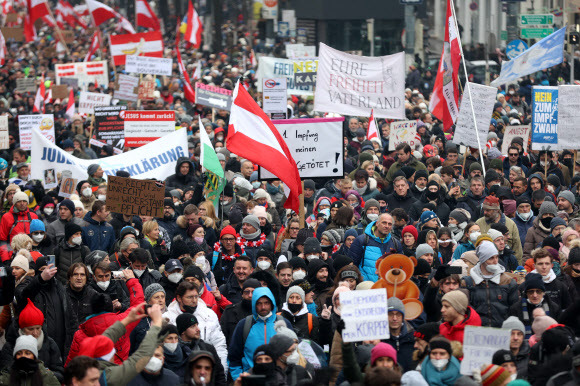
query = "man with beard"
xmin=557 ymin=190 xmax=580 ymax=219
xmin=237 ymin=215 xmax=271 ymax=263
xmin=157 ymin=198 xmax=179 ymax=240
xmin=409 ymin=170 xmax=429 ymax=200
xmin=412 ymin=322 xmax=440 ymax=370
xmin=220 ymin=278 xmax=261 ymax=345
xmin=307 ymin=259 xmax=333 ymax=315
xmin=385 ymin=143 xmax=427 ymax=185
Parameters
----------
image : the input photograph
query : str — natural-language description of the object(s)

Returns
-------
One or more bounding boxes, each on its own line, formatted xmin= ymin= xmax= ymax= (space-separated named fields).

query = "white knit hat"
xmin=487 ymin=229 xmax=503 ymax=241
xmin=12 ymin=191 xmax=28 ymax=205
xmin=13 ymin=335 xmax=38 ymax=358
xmin=476 ymin=240 xmax=499 ymax=263
xmin=10 ymin=254 xmax=29 ymax=272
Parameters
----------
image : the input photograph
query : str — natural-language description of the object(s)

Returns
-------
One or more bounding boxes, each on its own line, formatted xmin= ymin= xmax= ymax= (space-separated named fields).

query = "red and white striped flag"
xmin=175 ymin=20 xmax=196 ymax=104
xmin=0 ymin=29 xmax=7 ymax=67
xmin=183 ymin=1 xmax=202 ymax=48
xmin=33 ymin=75 xmax=46 ymax=113
xmin=136 ymin=0 xmax=160 ymax=31
xmin=27 ymin=0 xmax=50 ymax=23
xmin=86 ymin=0 xmax=135 ymax=33
xmin=367 ymin=109 xmax=378 ymax=140
xmin=109 ymin=31 xmax=163 ymax=66
xmin=66 ymin=88 xmax=75 ymax=118
xmin=429 ymin=0 xmax=461 ymax=132
xmin=58 ymin=0 xmax=87 ymax=29
xmin=84 ymin=31 xmax=101 ymax=62
xmin=192 ymin=61 xmax=201 ymax=80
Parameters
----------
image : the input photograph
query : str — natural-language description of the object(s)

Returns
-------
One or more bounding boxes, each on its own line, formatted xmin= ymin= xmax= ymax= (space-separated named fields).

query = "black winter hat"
xmin=492 ymin=349 xmax=515 ymax=366
xmin=307 ymin=258 xmax=329 ymax=279
xmin=163 ymin=198 xmax=175 ymax=210
xmin=176 ymin=313 xmax=198 ymax=335
xmin=429 ymin=338 xmax=452 ymax=356
xmin=415 ymin=169 xmax=429 ymax=180
xmin=516 ymin=196 xmax=532 ymax=207
xmin=332 ymin=255 xmax=353 ymax=272
xmin=524 ymin=273 xmax=545 ymax=293
xmin=542 ymin=326 xmax=573 ymax=355
xmin=414 ymin=322 xmax=440 ymax=342
xmin=303 ymin=179 xmax=315 ymax=191
xmin=304 ymin=237 xmax=322 ymax=255
xmin=295 ymin=228 xmax=313 ymax=246
xmin=223 ymin=183 xmax=234 ymax=197
xmin=188 ymin=241 xmax=205 ymax=256
xmin=288 ymin=257 xmax=307 ymax=271
xmin=171 ymin=239 xmax=191 ymax=260
xmin=65 ymin=222 xmax=82 ymax=241
xmin=183 ymin=265 xmax=205 ymax=283
xmin=542 ymin=236 xmax=561 ymax=251
xmin=569 ymin=247 xmax=580 ymax=266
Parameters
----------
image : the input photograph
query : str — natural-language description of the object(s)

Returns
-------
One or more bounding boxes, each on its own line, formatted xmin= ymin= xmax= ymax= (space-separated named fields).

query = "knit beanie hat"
xmin=370 ymin=342 xmax=398 ymax=366
xmin=539 ymin=201 xmax=558 ymax=217
xmin=569 ymin=246 xmax=580 ymax=266
xmin=340 ymin=268 xmax=360 ymax=281
xmin=429 ymin=338 xmax=452 ymax=356
xmin=253 ymin=344 xmax=275 ymax=363
xmin=87 ymin=164 xmax=100 ymax=176
xmin=481 ymin=364 xmax=510 ymax=386
xmin=419 ymin=211 xmax=438 ymax=226
xmin=13 ymin=335 xmax=38 ymax=359
xmin=333 ymin=254 xmax=353 ymax=272
xmin=558 ymin=190 xmax=575 ymax=206
xmin=414 ymin=322 xmax=441 ymax=342
xmin=295 ymin=228 xmax=313 ymax=246
xmin=487 ymin=229 xmax=503 ymax=241
xmin=532 ymin=315 xmax=558 ymax=336
xmin=387 ymin=297 xmax=405 ymax=316
xmin=77 ymin=335 xmax=114 ymax=359
xmin=482 ymin=196 xmax=501 ymax=210
xmin=502 ymin=316 xmax=525 ymax=334
xmin=144 ymin=283 xmax=165 ymax=303
xmin=242 ymin=215 xmax=260 ymax=232
xmin=415 ymin=243 xmax=434 ymax=259
xmin=176 ymin=313 xmax=198 ymax=335
xmin=188 ymin=241 xmax=205 ymax=257
xmin=64 ymin=221 xmax=82 ymax=241
xmin=29 ymin=219 xmax=45 ymax=234
xmin=476 ymin=240 xmax=499 ymax=264
xmin=60 ymin=199 xmax=75 ymax=214
xmin=19 ymin=298 xmax=44 ymax=328
xmin=304 ymin=237 xmax=322 ymax=254
xmin=492 ymin=349 xmax=515 ymax=366
xmin=11 ymin=254 xmax=29 ymax=272
xmin=524 ymin=273 xmax=545 ymax=292
xmin=220 ymin=225 xmax=237 ymax=239
xmin=442 ymin=290 xmax=469 ymax=315
xmin=288 ymin=257 xmax=307 ymax=271
xmin=242 ymin=278 xmax=261 ymax=290
xmin=322 ymin=229 xmax=342 ymax=245
xmin=550 ymin=217 xmax=567 ymax=231
xmin=12 ymin=191 xmax=28 ymax=205
xmin=286 ymin=285 xmax=305 ymax=303
xmin=268 ymin=333 xmax=295 ymax=360
xmin=402 ymin=225 xmax=419 ymax=241
xmin=183 ymin=265 xmax=205 ymax=283
xmin=365 ymin=199 xmax=380 ymax=211
xmin=171 ymin=239 xmax=191 ymax=260
xmin=274 ymin=320 xmax=299 ymax=341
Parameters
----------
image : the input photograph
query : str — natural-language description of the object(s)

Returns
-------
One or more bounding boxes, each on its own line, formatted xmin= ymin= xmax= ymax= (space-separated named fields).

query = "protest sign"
xmin=256 ymin=56 xmax=314 ymax=95
xmin=106 ymin=176 xmax=165 ymax=218
xmin=52 ymin=85 xmax=69 ymax=99
xmin=314 ymin=43 xmax=405 ymax=119
xmin=195 ymin=83 xmax=233 ymax=110
xmin=293 ymin=58 xmax=318 ymax=87
xmin=125 ymin=55 xmax=173 ymax=76
xmin=555 ymin=85 xmax=580 ymax=149
xmin=263 ymin=78 xmax=288 ymax=113
xmin=452 ymin=82 xmax=497 ymax=149
xmin=259 ymin=118 xmax=344 ymax=179
xmin=1 ymin=27 xmax=24 ymax=41
xmin=124 ymin=111 xmax=176 ymax=147
xmin=113 ymin=74 xmax=139 ymax=102
xmin=94 ymin=106 xmax=127 ymax=153
xmin=55 ymin=61 xmax=109 ymax=91
xmin=32 ymin=127 xmax=188 ymax=182
xmin=389 ymin=120 xmax=419 ymax=151
xmin=78 ymin=91 xmax=112 ymax=114
xmin=285 ymin=43 xmax=316 ymax=59
xmin=501 ymin=125 xmax=531 ymax=154
xmin=340 ymin=288 xmax=389 ymax=342
xmin=15 ymin=78 xmax=37 ymax=93
xmin=60 ymin=78 xmax=79 ymax=88
xmin=0 ymin=116 xmax=8 ymax=149
xmin=138 ymin=80 xmax=156 ymax=100
xmin=43 ymin=169 xmax=57 ymax=189
xmin=19 ymin=114 xmax=55 ymax=151
xmin=59 ymin=177 xmax=77 ymax=198
xmin=461 ymin=326 xmax=510 ymax=375
xmin=531 ymin=86 xmax=558 ymax=150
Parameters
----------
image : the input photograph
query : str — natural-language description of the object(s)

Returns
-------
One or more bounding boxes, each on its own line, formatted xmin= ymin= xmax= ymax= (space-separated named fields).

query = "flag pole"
xmin=448 ymin=0 xmax=486 ymax=177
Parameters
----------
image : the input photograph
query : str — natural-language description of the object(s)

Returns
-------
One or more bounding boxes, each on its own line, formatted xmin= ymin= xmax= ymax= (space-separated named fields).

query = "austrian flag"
xmin=109 ymin=31 xmax=164 ymax=66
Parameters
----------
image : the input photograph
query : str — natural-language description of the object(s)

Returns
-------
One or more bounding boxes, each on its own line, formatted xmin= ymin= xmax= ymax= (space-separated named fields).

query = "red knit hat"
xmin=220 ymin=225 xmax=237 ymax=239
xmin=77 ymin=335 xmax=114 ymax=359
xmin=402 ymin=225 xmax=418 ymax=241
xmin=480 ymin=364 xmax=510 ymax=386
xmin=370 ymin=342 xmax=398 ymax=366
xmin=19 ymin=299 xmax=44 ymax=328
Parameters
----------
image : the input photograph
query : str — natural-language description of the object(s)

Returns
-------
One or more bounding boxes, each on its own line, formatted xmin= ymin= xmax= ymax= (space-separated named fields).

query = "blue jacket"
xmin=514 ymin=213 xmax=535 ymax=248
xmin=503 ymin=156 xmax=529 ymax=179
xmin=81 ymin=212 xmax=115 ymax=252
xmin=452 ymin=241 xmax=475 ymax=260
xmin=348 ymin=221 xmax=402 ymax=281
xmin=227 ymin=287 xmax=291 ymax=380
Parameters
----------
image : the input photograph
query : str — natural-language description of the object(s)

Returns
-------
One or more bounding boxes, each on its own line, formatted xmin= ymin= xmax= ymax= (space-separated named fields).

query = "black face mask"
xmin=13 ymin=357 xmax=38 ymax=374
xmin=321 ymin=245 xmax=333 ymax=253
xmin=241 ymin=298 xmax=252 ymax=310
xmin=182 ymin=305 xmax=197 ymax=314
xmin=288 ymin=302 xmax=302 ymax=314
xmin=426 ymin=190 xmax=439 ymax=200
xmin=253 ymin=361 xmax=276 ymax=376
xmin=540 ymin=216 xmax=553 ymax=229
xmin=573 ymin=268 xmax=580 ymax=274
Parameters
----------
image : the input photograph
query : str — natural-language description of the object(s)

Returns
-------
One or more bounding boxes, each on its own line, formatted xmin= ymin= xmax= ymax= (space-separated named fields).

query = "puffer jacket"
xmin=439 ymin=306 xmax=482 ymax=344
xmin=524 ymin=217 xmax=551 ymax=259
xmin=0 ymin=204 xmax=38 ymax=243
xmin=385 ymin=191 xmax=418 ymax=213
xmin=164 ymin=157 xmax=197 ymax=190
xmin=65 ymin=278 xmax=144 ymax=366
xmin=54 ymin=238 xmax=90 ymax=284
xmin=348 ymin=221 xmax=403 ymax=281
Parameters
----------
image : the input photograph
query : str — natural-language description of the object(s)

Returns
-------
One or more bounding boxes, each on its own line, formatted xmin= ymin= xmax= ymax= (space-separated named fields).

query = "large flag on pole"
xmin=66 ymin=88 xmax=75 ymax=118
xmin=33 ymin=74 xmax=46 ymax=113
xmin=429 ymin=0 xmax=461 ymax=131
xmin=227 ymin=81 xmax=302 ymax=212
xmin=199 ymin=115 xmax=225 ymax=207
xmin=84 ymin=30 xmax=101 ymax=62
xmin=136 ymin=0 xmax=160 ymax=31
xmin=109 ymin=31 xmax=163 ymax=66
xmin=175 ymin=21 xmax=196 ymax=104
xmin=0 ymin=29 xmax=7 ymax=67
xmin=86 ymin=0 xmax=135 ymax=33
xmin=367 ymin=109 xmax=378 ymax=140
xmin=182 ymin=1 xmax=202 ymax=48
xmin=490 ymin=27 xmax=566 ymax=87
xmin=28 ymin=0 xmax=50 ymax=23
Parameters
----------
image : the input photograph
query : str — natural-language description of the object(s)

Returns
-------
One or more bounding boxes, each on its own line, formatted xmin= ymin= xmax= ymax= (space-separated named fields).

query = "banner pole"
xmin=449 ymin=0 xmax=486 ymax=177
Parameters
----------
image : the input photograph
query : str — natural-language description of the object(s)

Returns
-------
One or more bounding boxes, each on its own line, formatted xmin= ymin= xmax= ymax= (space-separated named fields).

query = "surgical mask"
xmin=43 ymin=207 xmax=54 ymax=216
xmin=32 ymin=234 xmax=44 ymax=243
xmin=82 ymin=187 xmax=92 ymax=197
xmin=144 ymin=356 xmax=163 ymax=373
xmin=72 ymin=236 xmax=82 ymax=245
xmin=168 ymin=273 xmax=183 ymax=284
xmin=195 ymin=257 xmax=206 ymax=267
xmin=194 ymin=237 xmax=204 ymax=245
xmin=510 ymin=374 xmax=517 ymax=382
xmin=517 ymin=211 xmax=533 ymax=221
xmin=133 ymin=269 xmax=145 ymax=278
xmin=164 ymin=342 xmax=178 ymax=353
xmin=66 ymin=150 xmax=74 ymax=154
xmin=97 ymin=194 xmax=106 ymax=201
xmin=485 ymin=263 xmax=500 ymax=274
xmin=293 ymin=270 xmax=306 ymax=280
xmin=285 ymin=350 xmax=300 ymax=365
xmin=97 ymin=281 xmax=110 ymax=291
xmin=469 ymin=231 xmax=481 ymax=243
xmin=431 ymin=358 xmax=448 ymax=371
xmin=252 ymin=181 xmax=261 ymax=189
xmin=540 ymin=161 xmax=546 ymax=166
xmin=367 ymin=213 xmax=379 ymax=221
xmin=257 ymin=261 xmax=271 ymax=270
xmin=307 ymin=254 xmax=319 ymax=262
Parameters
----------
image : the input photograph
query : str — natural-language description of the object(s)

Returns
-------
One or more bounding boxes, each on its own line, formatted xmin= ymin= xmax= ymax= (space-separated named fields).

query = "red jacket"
xmin=439 ymin=306 xmax=482 ymax=344
xmin=0 ymin=206 xmax=38 ymax=243
xmin=200 ymin=284 xmax=231 ymax=320
xmin=65 ymin=278 xmax=144 ymax=365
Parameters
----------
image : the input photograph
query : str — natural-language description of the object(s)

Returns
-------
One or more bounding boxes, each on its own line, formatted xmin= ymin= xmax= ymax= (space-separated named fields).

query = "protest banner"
xmin=59 ymin=177 xmax=77 ymax=198
xmin=256 ymin=56 xmax=314 ymax=96
xmin=259 ymin=118 xmax=344 ymax=179
xmin=389 ymin=120 xmax=419 ymax=151
xmin=452 ymin=82 xmax=497 ymax=149
xmin=285 ymin=43 xmax=316 ymax=59
xmin=124 ymin=110 xmax=176 ymax=147
xmin=78 ymin=91 xmax=112 ymax=114
xmin=138 ymin=80 xmax=156 ymax=100
xmin=501 ymin=125 xmax=531 ymax=154
xmin=52 ymin=85 xmax=69 ymax=99
xmin=31 ymin=127 xmax=188 ymax=182
xmin=15 ymin=78 xmax=37 ymax=93
xmin=93 ymin=106 xmax=127 ymax=153
xmin=55 ymin=61 xmax=109 ymax=91
xmin=263 ymin=78 xmax=288 ymax=113
xmin=195 ymin=83 xmax=233 ymax=110
xmin=555 ymin=85 xmax=580 ymax=149
xmin=125 ymin=55 xmax=173 ymax=76
xmin=106 ymin=176 xmax=165 ymax=218
xmin=293 ymin=58 xmax=318 ymax=87
xmin=19 ymin=114 xmax=55 ymax=151
xmin=0 ymin=116 xmax=8 ymax=149
xmin=314 ymin=43 xmax=405 ymax=119
xmin=340 ymin=288 xmax=389 ymax=342
xmin=531 ymin=86 xmax=558 ymax=150
xmin=113 ymin=74 xmax=139 ymax=102
xmin=460 ymin=326 xmax=510 ymax=375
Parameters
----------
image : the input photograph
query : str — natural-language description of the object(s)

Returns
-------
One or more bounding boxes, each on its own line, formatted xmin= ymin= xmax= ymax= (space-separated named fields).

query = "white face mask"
xmin=306 ymin=254 xmax=319 ymax=262
xmin=257 ymin=261 xmax=271 ymax=270
xmin=144 ymin=356 xmax=163 ymax=373
xmin=485 ymin=263 xmax=500 ymax=274
xmin=168 ymin=273 xmax=183 ymax=284
xmin=416 ymin=185 xmax=426 ymax=192
xmin=43 ymin=207 xmax=54 ymax=216
xmin=431 ymin=358 xmax=448 ymax=371
xmin=293 ymin=270 xmax=306 ymax=280
xmin=82 ymin=187 xmax=92 ymax=197
xmin=510 ymin=374 xmax=517 ymax=382
xmin=517 ymin=211 xmax=533 ymax=221
xmin=285 ymin=350 xmax=300 ymax=365
xmin=72 ymin=236 xmax=82 ymax=245
xmin=367 ymin=213 xmax=379 ymax=221
xmin=164 ymin=342 xmax=178 ymax=353
xmin=540 ymin=161 xmax=546 ymax=166
xmin=97 ymin=281 xmax=110 ymax=291
xmin=133 ymin=269 xmax=145 ymax=278
xmin=97 ymin=194 xmax=106 ymax=201
xmin=469 ymin=231 xmax=481 ymax=243
xmin=195 ymin=257 xmax=206 ymax=267
xmin=32 ymin=234 xmax=44 ymax=243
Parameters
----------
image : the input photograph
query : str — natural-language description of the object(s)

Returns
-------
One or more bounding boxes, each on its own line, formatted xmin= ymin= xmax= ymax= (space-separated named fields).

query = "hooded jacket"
xmin=54 ymin=237 xmax=90 ymax=284
xmin=165 ymin=157 xmax=197 ymax=190
xmin=0 ymin=204 xmax=38 ymax=242
xmin=524 ymin=217 xmax=551 ymax=259
xmin=439 ymin=306 xmax=482 ymax=343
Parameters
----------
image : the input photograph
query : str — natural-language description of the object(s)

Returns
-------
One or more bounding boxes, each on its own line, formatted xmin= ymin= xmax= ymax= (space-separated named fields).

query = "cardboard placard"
xmin=501 ymin=125 xmax=531 ymax=155
xmin=57 ymin=30 xmax=75 ymax=44
xmin=138 ymin=80 xmax=156 ymax=101
xmin=5 ymin=13 xmax=18 ymax=23
xmin=113 ymin=74 xmax=139 ymax=102
xmin=15 ymin=78 xmax=37 ymax=93
xmin=1 ymin=27 xmax=24 ymax=41
xmin=106 ymin=175 xmax=165 ymax=217
xmin=52 ymin=85 xmax=69 ymax=99
xmin=340 ymin=288 xmax=389 ymax=342
xmin=0 ymin=116 xmax=8 ymax=150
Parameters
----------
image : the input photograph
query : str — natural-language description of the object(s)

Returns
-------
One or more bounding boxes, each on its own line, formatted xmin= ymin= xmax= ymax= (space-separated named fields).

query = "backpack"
xmin=241 ymin=314 xmax=285 ymax=345
xmin=8 ymin=212 xmax=31 ymax=238
xmin=360 ymin=233 xmax=403 ymax=269
xmin=277 ymin=312 xmax=313 ymax=334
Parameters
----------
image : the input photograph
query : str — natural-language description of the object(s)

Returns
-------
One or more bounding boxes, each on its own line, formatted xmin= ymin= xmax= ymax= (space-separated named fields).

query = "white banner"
xmin=19 ymin=114 xmax=55 ymax=151
xmin=314 ymin=43 xmax=405 ymax=119
xmin=452 ymin=82 xmax=497 ymax=148
xmin=55 ymin=61 xmax=109 ymax=91
xmin=125 ymin=55 xmax=173 ymax=76
xmin=389 ymin=120 xmax=419 ymax=151
xmin=78 ymin=92 xmax=112 ymax=114
xmin=31 ymin=127 xmax=188 ymax=183
xmin=256 ymin=56 xmax=314 ymax=96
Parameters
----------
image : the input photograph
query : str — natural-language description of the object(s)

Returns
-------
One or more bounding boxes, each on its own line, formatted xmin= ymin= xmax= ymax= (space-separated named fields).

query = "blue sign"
xmin=531 ymin=86 xmax=558 ymax=149
xmin=506 ymin=40 xmax=528 ymax=60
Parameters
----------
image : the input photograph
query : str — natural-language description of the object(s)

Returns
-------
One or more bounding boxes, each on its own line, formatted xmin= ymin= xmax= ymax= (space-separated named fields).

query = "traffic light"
xmin=570 ymin=31 xmax=580 ymax=45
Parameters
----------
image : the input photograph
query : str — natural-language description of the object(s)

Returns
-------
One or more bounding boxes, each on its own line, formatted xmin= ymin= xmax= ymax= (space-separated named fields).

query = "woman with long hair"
xmin=198 ymin=201 xmax=219 ymax=229
xmin=275 ymin=218 xmax=300 ymax=253
xmin=452 ymin=222 xmax=480 ymax=261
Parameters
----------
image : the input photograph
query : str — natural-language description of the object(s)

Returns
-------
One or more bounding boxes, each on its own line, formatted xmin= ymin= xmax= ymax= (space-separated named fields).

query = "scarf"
xmin=420 ymin=356 xmax=461 ymax=386
xmin=521 ymin=298 xmax=550 ymax=338
xmin=531 ymin=269 xmax=557 ymax=283
xmin=470 ymin=263 xmax=505 ymax=285
xmin=214 ymin=241 xmax=244 ymax=262
xmin=145 ymin=235 xmax=157 ymax=247
xmin=237 ymin=233 xmax=266 ymax=248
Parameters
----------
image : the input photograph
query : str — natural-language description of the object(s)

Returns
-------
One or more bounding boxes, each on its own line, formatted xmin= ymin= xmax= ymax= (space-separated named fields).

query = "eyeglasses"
xmin=526 ymin=289 xmax=544 ymax=295
xmin=289 ymin=227 xmax=300 ymax=231
xmin=509 ymin=153 xmax=519 ymax=157
xmin=222 ymin=237 xmax=236 ymax=242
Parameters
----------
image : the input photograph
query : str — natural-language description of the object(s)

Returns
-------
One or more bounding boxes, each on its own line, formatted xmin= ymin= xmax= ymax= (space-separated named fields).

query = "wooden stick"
xmin=212 ymin=108 xmax=216 ymax=122
xmin=544 ymin=155 xmax=548 ymax=178
xmin=575 ymin=150 xmax=578 ymax=176
xmin=299 ymin=181 xmax=305 ymax=229
xmin=461 ymin=147 xmax=469 ymax=177
xmin=46 ymin=7 xmax=70 ymax=55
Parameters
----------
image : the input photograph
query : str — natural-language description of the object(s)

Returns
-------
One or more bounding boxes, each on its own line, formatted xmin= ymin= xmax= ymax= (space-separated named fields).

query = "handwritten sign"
xmin=138 ymin=80 xmax=156 ymax=101
xmin=340 ymin=288 xmax=389 ymax=342
xmin=389 ymin=120 xmax=419 ymax=151
xmin=18 ymin=114 xmax=55 ymax=151
xmin=114 ymin=74 xmax=139 ymax=102
xmin=531 ymin=86 xmax=558 ymax=150
xmin=555 ymin=85 xmax=580 ymax=150
xmin=106 ymin=176 xmax=165 ymax=217
xmin=125 ymin=55 xmax=172 ymax=76
xmin=460 ymin=326 xmax=510 ymax=375
xmin=501 ymin=125 xmax=531 ymax=154
xmin=78 ymin=91 xmax=112 ymax=114
xmin=0 ymin=116 xmax=8 ymax=149
xmin=453 ymin=82 xmax=497 ymax=149
xmin=15 ymin=78 xmax=37 ymax=93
